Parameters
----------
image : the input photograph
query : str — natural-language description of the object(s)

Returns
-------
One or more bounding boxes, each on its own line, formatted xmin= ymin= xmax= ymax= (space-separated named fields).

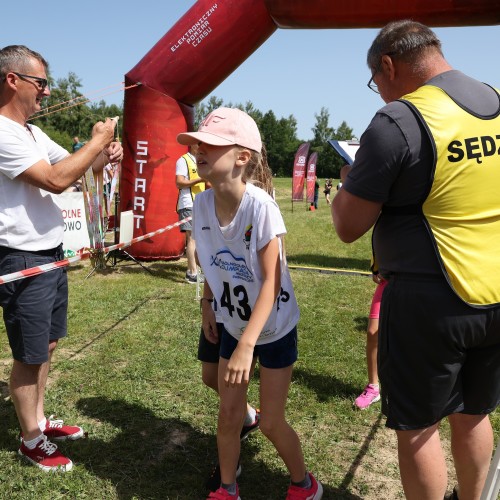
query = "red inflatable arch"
xmin=120 ymin=0 xmax=500 ymax=260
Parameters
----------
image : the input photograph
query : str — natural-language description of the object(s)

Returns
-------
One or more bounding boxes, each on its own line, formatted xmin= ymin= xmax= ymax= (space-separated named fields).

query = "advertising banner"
xmin=54 ymin=192 xmax=90 ymax=258
xmin=306 ymin=152 xmax=318 ymax=204
xmin=292 ymin=143 xmax=310 ymax=202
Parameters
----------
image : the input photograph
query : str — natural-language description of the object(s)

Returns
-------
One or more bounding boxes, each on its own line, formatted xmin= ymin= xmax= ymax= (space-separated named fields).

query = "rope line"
xmin=0 ymin=217 xmax=191 ymax=285
xmin=38 ymin=82 xmax=125 ymax=114
xmin=32 ymin=83 xmax=139 ymax=120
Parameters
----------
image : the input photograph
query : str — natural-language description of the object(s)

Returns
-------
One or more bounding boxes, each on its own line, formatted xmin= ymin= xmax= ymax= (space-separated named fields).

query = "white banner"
xmin=54 ymin=192 xmax=90 ymax=258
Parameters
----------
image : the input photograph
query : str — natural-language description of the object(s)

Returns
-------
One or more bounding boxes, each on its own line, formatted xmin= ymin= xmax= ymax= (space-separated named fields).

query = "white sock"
xmin=38 ymin=417 xmax=47 ymax=431
xmin=244 ymin=406 xmax=256 ymax=426
xmin=23 ymin=434 xmax=44 ymax=449
xmin=369 ymin=383 xmax=380 ymax=390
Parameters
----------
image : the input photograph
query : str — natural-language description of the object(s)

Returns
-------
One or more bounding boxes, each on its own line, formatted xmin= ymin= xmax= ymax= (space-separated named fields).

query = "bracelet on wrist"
xmin=200 ymin=297 xmax=213 ymax=312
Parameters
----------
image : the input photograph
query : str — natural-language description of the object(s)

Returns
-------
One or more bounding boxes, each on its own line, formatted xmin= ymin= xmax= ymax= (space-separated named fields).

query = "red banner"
xmin=292 ymin=143 xmax=310 ymax=202
xmin=306 ymin=152 xmax=318 ymax=204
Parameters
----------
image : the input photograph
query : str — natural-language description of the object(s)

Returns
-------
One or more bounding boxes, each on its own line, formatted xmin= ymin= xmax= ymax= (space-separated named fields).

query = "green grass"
xmin=0 ymin=177 xmax=497 ymax=499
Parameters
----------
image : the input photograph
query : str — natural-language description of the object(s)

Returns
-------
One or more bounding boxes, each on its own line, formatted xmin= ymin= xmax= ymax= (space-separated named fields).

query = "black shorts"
xmin=0 ymin=245 xmax=68 ymax=364
xmin=379 ymin=274 xmax=500 ymax=430
xmin=197 ymin=323 xmax=222 ymax=363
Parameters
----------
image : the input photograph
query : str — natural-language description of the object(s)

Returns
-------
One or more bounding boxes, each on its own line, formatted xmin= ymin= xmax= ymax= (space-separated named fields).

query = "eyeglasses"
xmin=367 ymin=65 xmax=382 ymax=94
xmin=12 ymin=72 xmax=48 ymax=91
xmin=367 ymin=52 xmax=395 ymax=94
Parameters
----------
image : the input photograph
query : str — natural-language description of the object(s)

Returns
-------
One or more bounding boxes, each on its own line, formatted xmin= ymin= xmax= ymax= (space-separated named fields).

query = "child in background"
xmin=197 ymin=322 xmax=260 ymax=491
xmin=355 ymin=273 xmax=387 ymax=409
xmin=177 ymin=107 xmax=322 ymax=500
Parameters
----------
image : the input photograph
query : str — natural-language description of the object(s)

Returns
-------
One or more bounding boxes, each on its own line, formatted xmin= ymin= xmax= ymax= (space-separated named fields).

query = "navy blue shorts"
xmin=0 ymin=246 xmax=68 ymax=364
xmin=379 ymin=274 xmax=500 ymax=430
xmin=220 ymin=324 xmax=298 ymax=369
xmin=197 ymin=323 xmax=222 ymax=363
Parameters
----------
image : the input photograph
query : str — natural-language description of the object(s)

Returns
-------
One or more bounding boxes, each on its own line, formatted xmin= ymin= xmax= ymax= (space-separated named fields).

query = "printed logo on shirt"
xmin=243 ymin=224 xmax=252 ymax=249
xmin=210 ymin=248 xmax=253 ymax=282
xmin=202 ymin=226 xmax=211 ymax=231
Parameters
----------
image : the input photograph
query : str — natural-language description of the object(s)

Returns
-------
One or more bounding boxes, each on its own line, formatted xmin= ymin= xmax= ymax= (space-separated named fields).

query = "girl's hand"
xmin=224 ymin=343 xmax=254 ymax=387
xmin=201 ymin=303 xmax=218 ymax=343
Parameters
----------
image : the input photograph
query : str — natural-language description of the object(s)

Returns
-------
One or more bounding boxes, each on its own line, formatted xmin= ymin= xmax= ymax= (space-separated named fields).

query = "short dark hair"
xmin=0 ymin=45 xmax=48 ymax=81
xmin=367 ymin=20 xmax=442 ymax=71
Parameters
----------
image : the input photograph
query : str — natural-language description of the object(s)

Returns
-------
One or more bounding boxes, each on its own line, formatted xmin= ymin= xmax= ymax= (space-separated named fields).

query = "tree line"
xmin=33 ymin=73 xmax=355 ymax=178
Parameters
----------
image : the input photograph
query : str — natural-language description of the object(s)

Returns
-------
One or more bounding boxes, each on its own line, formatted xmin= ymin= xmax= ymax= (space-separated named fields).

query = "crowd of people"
xmin=1 ymin=18 xmax=500 ymax=500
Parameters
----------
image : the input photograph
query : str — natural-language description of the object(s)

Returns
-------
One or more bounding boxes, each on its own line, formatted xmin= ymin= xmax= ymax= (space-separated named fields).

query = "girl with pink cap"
xmin=178 ymin=107 xmax=322 ymax=500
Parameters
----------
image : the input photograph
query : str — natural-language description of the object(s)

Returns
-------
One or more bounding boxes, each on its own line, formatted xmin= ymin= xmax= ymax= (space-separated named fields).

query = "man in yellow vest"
xmin=176 ymin=144 xmax=206 ymax=283
xmin=332 ymin=20 xmax=500 ymax=500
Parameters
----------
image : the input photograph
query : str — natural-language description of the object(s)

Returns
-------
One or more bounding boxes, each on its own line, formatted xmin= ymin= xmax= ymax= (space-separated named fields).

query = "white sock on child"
xmin=244 ymin=406 xmax=256 ymax=426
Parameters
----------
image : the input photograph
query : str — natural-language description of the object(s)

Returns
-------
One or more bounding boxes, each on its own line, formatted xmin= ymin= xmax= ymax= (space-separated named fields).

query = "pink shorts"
xmin=369 ymin=280 xmax=388 ymax=319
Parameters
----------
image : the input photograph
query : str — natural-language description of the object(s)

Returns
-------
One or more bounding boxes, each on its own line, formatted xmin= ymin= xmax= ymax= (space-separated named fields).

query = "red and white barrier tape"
xmin=0 ymin=216 xmax=191 ymax=285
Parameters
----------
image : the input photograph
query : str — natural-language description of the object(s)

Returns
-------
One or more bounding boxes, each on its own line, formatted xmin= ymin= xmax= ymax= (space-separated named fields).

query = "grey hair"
xmin=367 ymin=20 xmax=442 ymax=72
xmin=0 ymin=45 xmax=48 ymax=80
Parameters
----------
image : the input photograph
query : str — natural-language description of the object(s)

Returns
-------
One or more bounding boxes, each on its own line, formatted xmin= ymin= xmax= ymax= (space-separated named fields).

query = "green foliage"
xmin=31 ymin=72 xmax=123 ymax=143
xmin=311 ymin=108 xmax=354 ymax=179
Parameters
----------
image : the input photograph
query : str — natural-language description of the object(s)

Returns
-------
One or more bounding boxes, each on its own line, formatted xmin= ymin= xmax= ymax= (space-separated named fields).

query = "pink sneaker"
xmin=355 ymin=384 xmax=380 ymax=410
xmin=18 ymin=435 xmax=73 ymax=472
xmin=43 ymin=416 xmax=84 ymax=441
xmin=207 ymin=485 xmax=241 ymax=500
xmin=286 ymin=473 xmax=323 ymax=499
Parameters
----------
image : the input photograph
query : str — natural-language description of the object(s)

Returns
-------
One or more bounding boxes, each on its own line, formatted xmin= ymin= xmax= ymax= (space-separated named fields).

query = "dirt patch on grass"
xmin=345 ymin=417 xmax=457 ymax=499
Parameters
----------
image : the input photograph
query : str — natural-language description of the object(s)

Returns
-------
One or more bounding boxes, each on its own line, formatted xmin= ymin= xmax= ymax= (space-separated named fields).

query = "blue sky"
xmin=3 ymin=1 xmax=500 ymax=139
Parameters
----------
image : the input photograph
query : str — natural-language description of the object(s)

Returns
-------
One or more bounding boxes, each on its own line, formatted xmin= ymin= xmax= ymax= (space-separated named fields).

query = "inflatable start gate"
xmin=120 ymin=0 xmax=500 ymax=260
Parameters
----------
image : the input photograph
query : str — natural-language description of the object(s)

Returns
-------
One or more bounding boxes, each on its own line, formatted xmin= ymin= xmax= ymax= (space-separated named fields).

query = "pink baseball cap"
xmin=177 ymin=107 xmax=262 ymax=152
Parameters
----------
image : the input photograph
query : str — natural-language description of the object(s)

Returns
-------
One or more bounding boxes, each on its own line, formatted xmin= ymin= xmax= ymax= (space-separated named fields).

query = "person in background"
xmin=354 ymin=273 xmax=387 ymax=410
xmin=178 ymin=107 xmax=322 ymax=500
xmin=313 ymin=176 xmax=319 ymax=209
xmin=323 ymin=178 xmax=333 ymax=206
xmin=0 ymin=45 xmax=123 ymax=472
xmin=332 ymin=21 xmax=500 ymax=499
xmin=175 ymin=143 xmax=206 ymax=283
xmin=72 ymin=136 xmax=84 ymax=152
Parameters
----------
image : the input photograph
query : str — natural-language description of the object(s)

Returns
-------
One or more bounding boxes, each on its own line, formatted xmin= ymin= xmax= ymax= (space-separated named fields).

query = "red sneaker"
xmin=18 ymin=435 xmax=73 ymax=472
xmin=286 ymin=473 xmax=323 ymax=500
xmin=44 ymin=416 xmax=84 ymax=441
xmin=207 ymin=486 xmax=241 ymax=500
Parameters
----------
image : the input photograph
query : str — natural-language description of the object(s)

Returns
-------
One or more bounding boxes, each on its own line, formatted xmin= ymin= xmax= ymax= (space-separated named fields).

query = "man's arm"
xmin=175 ymin=175 xmax=204 ymax=190
xmin=332 ymin=165 xmax=382 ymax=243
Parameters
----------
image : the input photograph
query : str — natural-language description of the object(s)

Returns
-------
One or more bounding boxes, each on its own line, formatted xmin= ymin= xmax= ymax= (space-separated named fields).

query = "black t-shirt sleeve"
xmin=343 ymin=111 xmax=409 ymax=203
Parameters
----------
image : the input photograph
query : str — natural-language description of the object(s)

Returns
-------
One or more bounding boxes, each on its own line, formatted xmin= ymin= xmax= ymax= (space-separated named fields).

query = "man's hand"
xmin=91 ymin=117 xmax=117 ymax=150
xmin=103 ymin=141 xmax=124 ymax=165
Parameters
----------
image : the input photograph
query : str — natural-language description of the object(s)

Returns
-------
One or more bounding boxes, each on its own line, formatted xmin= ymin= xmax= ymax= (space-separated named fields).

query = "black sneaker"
xmin=240 ymin=408 xmax=260 ymax=441
xmin=206 ymin=461 xmax=241 ymax=492
xmin=185 ymin=272 xmax=205 ymax=284
xmin=185 ymin=273 xmax=197 ymax=284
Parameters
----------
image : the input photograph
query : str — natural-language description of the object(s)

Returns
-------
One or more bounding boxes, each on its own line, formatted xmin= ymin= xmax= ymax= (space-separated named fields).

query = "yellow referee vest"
xmin=176 ymin=153 xmax=205 ymax=210
xmin=401 ymin=84 xmax=500 ymax=306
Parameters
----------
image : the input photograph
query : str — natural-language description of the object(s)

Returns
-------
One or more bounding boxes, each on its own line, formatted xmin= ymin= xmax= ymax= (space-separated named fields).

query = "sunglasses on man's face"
xmin=12 ymin=72 xmax=49 ymax=91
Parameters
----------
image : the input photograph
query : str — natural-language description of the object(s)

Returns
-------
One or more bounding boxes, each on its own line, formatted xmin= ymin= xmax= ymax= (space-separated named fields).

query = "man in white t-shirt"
xmin=175 ymin=144 xmax=206 ymax=283
xmin=0 ymin=45 xmax=123 ymax=472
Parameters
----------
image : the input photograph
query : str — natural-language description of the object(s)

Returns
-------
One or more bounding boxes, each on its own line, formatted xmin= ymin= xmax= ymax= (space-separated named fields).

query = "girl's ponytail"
xmin=242 ymin=143 xmax=274 ymax=197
